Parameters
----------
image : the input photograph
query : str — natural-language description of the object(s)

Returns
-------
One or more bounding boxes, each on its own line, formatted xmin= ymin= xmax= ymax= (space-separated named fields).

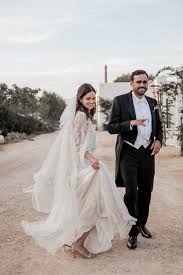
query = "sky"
xmin=0 ymin=0 xmax=182 ymax=99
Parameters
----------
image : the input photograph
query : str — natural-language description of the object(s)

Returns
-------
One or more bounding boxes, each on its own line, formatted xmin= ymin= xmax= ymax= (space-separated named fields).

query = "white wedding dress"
xmin=22 ymin=110 xmax=136 ymax=255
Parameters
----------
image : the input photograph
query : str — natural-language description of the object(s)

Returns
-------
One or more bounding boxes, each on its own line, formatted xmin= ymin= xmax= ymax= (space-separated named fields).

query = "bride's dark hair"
xmin=76 ymin=83 xmax=96 ymax=119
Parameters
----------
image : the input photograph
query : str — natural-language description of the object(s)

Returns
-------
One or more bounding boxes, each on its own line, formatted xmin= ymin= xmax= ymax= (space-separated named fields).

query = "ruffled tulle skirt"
xmin=22 ymin=161 xmax=136 ymax=255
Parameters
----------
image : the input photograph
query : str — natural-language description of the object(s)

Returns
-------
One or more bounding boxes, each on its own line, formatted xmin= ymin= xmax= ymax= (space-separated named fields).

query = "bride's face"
xmin=80 ymin=91 xmax=96 ymax=111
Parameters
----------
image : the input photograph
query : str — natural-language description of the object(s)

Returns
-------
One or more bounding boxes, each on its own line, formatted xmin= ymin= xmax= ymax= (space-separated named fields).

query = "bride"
xmin=22 ymin=83 xmax=136 ymax=259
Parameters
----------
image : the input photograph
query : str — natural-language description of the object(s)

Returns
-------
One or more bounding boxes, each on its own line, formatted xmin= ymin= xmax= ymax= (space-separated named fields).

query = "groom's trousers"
xmin=120 ymin=142 xmax=155 ymax=236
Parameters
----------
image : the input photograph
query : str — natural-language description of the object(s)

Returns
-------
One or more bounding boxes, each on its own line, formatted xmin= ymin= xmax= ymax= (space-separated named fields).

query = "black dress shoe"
xmin=127 ymin=236 xmax=137 ymax=249
xmin=140 ymin=226 xmax=152 ymax=238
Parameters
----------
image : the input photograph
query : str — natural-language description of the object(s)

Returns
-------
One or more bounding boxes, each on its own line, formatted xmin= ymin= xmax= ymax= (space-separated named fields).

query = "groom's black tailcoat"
xmin=108 ymin=91 xmax=163 ymax=234
xmin=108 ymin=91 xmax=163 ymax=187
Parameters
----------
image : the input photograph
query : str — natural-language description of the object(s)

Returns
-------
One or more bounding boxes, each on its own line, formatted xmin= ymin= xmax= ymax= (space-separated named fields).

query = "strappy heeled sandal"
xmin=71 ymin=244 xmax=96 ymax=259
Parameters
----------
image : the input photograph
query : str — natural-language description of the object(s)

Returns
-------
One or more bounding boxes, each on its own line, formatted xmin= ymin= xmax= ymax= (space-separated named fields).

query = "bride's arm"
xmin=74 ymin=112 xmax=99 ymax=170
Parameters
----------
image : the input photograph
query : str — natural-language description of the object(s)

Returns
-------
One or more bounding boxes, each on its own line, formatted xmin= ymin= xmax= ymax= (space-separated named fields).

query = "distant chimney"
xmin=104 ymin=64 xmax=107 ymax=83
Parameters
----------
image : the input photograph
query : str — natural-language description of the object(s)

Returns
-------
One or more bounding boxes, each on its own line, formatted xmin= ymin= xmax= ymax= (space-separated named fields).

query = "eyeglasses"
xmin=135 ymin=80 xmax=148 ymax=84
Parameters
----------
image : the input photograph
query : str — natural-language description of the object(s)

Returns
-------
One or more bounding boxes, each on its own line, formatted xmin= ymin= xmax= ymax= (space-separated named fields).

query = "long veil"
xmin=22 ymin=97 xmax=82 ymax=253
xmin=23 ymin=97 xmax=78 ymax=213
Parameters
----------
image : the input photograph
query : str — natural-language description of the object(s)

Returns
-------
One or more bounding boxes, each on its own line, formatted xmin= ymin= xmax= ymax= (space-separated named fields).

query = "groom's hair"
xmin=130 ymin=70 xmax=148 ymax=81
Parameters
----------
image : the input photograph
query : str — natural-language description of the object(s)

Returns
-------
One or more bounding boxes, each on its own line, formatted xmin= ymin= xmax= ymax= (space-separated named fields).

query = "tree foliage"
xmin=39 ymin=91 xmax=66 ymax=126
xmin=114 ymin=73 xmax=131 ymax=82
xmin=0 ymin=83 xmax=66 ymax=136
xmin=99 ymin=97 xmax=112 ymax=130
xmin=155 ymin=66 xmax=183 ymax=156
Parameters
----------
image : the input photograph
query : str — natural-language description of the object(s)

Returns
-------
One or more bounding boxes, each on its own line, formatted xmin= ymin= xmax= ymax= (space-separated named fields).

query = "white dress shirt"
xmin=124 ymin=91 xmax=152 ymax=149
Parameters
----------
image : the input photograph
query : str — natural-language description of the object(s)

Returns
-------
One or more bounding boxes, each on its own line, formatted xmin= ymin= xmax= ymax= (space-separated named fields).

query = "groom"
xmin=108 ymin=70 xmax=163 ymax=249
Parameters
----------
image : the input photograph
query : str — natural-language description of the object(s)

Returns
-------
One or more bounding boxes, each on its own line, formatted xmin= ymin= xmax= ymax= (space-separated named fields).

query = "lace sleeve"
xmin=74 ymin=111 xmax=88 ymax=153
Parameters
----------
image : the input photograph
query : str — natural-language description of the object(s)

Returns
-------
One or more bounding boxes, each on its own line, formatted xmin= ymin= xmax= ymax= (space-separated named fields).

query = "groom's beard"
xmin=133 ymin=87 xmax=147 ymax=97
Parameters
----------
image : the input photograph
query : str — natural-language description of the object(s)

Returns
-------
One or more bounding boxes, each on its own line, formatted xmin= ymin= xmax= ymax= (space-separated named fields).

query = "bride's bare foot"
xmin=71 ymin=242 xmax=96 ymax=259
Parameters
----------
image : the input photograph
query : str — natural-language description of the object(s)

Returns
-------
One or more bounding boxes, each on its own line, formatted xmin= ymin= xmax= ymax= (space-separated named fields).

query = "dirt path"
xmin=0 ymin=132 xmax=183 ymax=275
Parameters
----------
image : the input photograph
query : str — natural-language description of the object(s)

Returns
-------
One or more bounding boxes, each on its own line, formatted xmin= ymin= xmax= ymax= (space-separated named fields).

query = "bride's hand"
xmin=90 ymin=158 xmax=100 ymax=170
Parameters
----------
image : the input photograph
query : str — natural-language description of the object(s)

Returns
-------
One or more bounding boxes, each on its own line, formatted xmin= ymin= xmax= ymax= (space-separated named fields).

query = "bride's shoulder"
xmin=75 ymin=111 xmax=87 ymax=118
xmin=75 ymin=111 xmax=87 ymax=122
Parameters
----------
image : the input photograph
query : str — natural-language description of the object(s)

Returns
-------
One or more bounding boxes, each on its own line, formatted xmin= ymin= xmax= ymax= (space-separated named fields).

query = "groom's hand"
xmin=150 ymin=140 xmax=161 ymax=155
xmin=130 ymin=119 xmax=147 ymax=127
